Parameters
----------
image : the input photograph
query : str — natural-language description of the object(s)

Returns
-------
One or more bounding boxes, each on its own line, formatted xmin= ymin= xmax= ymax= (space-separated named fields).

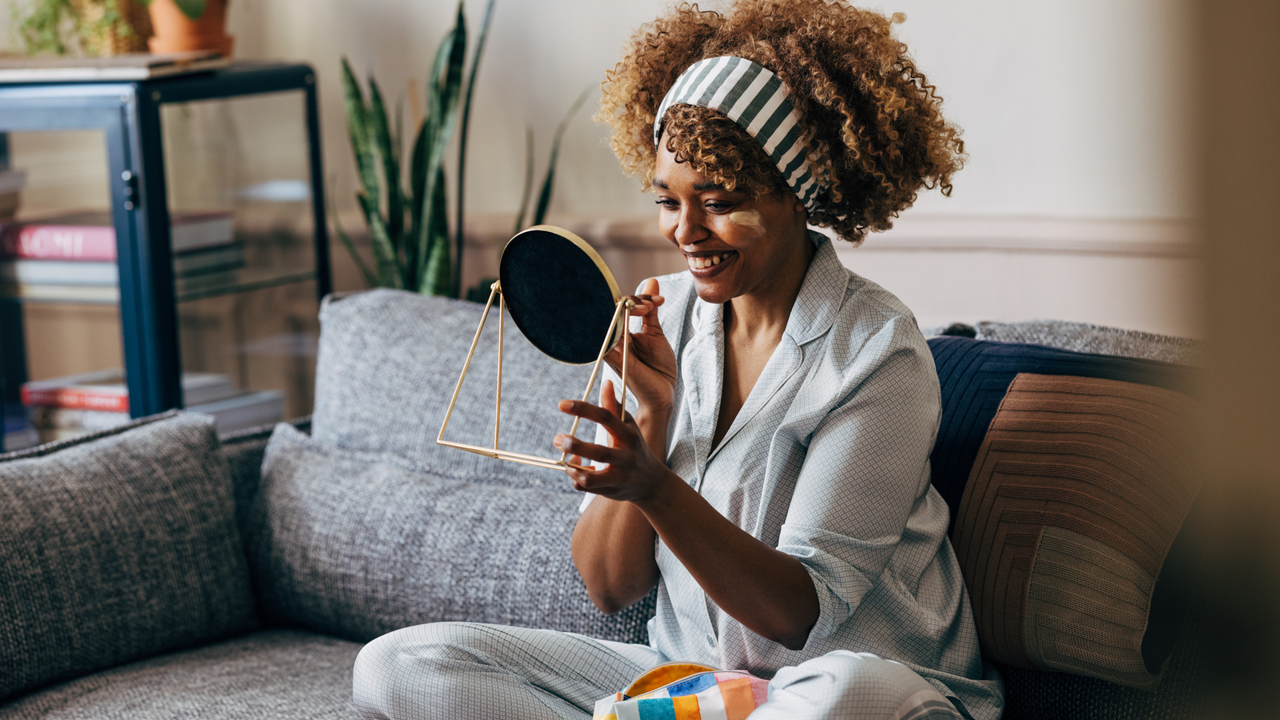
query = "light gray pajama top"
xmin=592 ymin=233 xmax=1003 ymax=720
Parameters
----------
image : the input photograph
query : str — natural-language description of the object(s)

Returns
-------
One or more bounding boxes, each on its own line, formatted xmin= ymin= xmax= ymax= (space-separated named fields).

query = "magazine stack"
xmin=17 ymin=369 xmax=283 ymax=445
xmin=0 ymin=210 xmax=241 ymax=303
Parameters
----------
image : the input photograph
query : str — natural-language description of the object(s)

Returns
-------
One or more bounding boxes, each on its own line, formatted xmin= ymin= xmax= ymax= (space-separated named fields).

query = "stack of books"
xmin=0 ymin=210 xmax=241 ymax=302
xmin=19 ymin=368 xmax=284 ymax=442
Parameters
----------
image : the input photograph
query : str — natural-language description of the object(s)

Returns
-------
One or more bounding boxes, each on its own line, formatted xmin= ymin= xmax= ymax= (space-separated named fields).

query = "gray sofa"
xmin=0 ymin=289 xmax=1206 ymax=719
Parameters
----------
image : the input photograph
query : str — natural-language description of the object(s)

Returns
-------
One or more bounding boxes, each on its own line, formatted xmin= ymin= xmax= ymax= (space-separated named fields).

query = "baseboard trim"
xmin=456 ymin=213 xmax=1198 ymax=258
xmin=335 ymin=211 xmax=1198 ymax=259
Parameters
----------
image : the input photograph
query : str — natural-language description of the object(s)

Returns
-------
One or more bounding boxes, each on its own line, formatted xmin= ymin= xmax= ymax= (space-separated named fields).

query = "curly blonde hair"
xmin=597 ymin=0 xmax=965 ymax=244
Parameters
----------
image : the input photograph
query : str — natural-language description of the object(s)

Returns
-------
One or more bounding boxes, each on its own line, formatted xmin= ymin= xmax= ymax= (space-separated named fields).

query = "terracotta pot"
xmin=146 ymin=0 xmax=234 ymax=57
xmin=68 ymin=0 xmax=154 ymax=56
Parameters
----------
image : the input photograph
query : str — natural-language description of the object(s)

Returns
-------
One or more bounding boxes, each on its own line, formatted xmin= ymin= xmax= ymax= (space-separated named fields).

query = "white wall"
xmin=228 ymin=0 xmax=1202 ymax=337
xmin=216 ymin=0 xmax=1196 ymax=221
xmin=0 ymin=0 xmax=1201 ymax=335
xmin=886 ymin=0 xmax=1197 ymax=220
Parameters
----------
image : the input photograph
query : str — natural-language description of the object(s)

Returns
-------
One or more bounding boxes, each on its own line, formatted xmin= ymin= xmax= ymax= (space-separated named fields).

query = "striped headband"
xmin=653 ymin=56 xmax=826 ymax=213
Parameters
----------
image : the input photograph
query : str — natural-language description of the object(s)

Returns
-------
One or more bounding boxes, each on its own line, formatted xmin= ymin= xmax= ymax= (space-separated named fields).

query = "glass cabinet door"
xmin=0 ymin=128 xmax=126 ymax=449
xmin=0 ymin=64 xmax=327 ymax=451
xmin=160 ymin=89 xmax=319 ymax=424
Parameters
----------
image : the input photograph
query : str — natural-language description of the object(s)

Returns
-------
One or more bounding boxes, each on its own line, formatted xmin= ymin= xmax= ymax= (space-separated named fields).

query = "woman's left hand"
xmin=555 ymin=380 xmax=675 ymax=503
xmin=560 ymin=383 xmax=819 ymax=649
xmin=605 ymin=279 xmax=677 ymax=418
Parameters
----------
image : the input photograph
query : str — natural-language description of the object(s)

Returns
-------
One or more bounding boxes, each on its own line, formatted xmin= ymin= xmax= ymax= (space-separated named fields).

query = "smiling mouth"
xmin=686 ymin=251 xmax=734 ymax=270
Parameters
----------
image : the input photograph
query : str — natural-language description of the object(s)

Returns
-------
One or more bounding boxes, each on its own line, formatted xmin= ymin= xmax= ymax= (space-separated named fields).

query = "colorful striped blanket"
xmin=593 ymin=662 xmax=769 ymax=720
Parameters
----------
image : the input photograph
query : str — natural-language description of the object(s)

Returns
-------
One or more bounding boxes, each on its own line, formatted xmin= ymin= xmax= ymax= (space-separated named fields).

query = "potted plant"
xmin=14 ymin=0 xmax=153 ymax=56
xmin=138 ymin=0 xmax=232 ymax=56
xmin=334 ymin=0 xmax=496 ymax=297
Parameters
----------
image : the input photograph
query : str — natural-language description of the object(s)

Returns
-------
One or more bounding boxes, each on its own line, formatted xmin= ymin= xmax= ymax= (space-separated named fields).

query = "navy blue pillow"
xmin=927 ymin=335 xmax=1195 ymax=534
xmin=926 ymin=336 xmax=1202 ymax=688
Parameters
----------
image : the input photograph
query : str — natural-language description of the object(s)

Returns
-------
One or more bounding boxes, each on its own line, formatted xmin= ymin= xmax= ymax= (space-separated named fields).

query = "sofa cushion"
xmin=0 ymin=630 xmax=360 ymax=720
xmin=929 ymin=336 xmax=1196 ymax=523
xmin=997 ymin=570 xmax=1208 ymax=720
xmin=0 ymin=411 xmax=257 ymax=703
xmin=956 ymin=374 xmax=1199 ymax=690
xmin=927 ymin=337 xmax=1201 ymax=691
xmin=246 ymin=422 xmax=655 ymax=644
xmin=219 ymin=416 xmax=312 ymax=542
xmin=312 ymin=289 xmax=598 ymax=491
xmin=972 ymin=319 xmax=1202 ymax=366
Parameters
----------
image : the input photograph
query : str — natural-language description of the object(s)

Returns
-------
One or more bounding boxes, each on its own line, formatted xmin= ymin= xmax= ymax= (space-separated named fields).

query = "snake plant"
xmin=511 ymin=85 xmax=593 ymax=236
xmin=335 ymin=0 xmax=495 ymax=297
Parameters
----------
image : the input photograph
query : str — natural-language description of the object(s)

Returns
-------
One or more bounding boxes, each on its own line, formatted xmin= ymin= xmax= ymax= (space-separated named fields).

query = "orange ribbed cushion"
xmin=952 ymin=373 xmax=1199 ymax=690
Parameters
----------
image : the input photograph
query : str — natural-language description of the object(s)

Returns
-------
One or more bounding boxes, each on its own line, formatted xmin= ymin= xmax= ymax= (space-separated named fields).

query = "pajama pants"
xmin=352 ymin=622 xmax=965 ymax=720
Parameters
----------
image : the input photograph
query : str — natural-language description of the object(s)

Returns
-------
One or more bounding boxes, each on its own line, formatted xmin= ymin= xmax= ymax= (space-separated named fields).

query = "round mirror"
xmin=498 ymin=226 xmax=623 ymax=365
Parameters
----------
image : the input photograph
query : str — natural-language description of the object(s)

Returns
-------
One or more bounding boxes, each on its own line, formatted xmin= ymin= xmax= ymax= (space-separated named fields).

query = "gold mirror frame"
xmin=436 ymin=228 xmax=632 ymax=471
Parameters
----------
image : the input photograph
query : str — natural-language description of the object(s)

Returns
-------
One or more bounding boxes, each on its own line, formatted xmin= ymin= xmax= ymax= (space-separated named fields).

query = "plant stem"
xmin=453 ymin=0 xmax=497 ymax=298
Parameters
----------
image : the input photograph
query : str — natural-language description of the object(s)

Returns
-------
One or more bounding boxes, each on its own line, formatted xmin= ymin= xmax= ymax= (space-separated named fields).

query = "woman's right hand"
xmin=606 ymin=278 xmax=677 ymax=417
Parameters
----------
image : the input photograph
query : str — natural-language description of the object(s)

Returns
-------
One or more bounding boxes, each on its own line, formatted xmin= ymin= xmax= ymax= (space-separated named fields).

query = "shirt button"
xmin=705 ymin=633 xmax=716 ymax=647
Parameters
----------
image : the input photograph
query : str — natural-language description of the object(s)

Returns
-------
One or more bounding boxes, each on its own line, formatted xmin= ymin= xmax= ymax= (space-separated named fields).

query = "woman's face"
xmin=652 ymin=139 xmax=810 ymax=307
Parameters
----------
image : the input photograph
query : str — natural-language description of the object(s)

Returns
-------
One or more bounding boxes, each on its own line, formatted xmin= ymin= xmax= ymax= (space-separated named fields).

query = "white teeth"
xmin=688 ymin=253 xmax=728 ymax=270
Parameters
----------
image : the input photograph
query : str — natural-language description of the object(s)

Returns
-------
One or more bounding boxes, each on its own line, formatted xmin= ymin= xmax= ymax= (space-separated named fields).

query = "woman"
xmin=354 ymin=1 xmax=1003 ymax=718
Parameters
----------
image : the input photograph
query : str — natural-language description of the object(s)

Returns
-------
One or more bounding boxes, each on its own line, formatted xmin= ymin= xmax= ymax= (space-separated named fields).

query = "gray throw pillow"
xmin=973 ymin=319 xmax=1201 ymax=365
xmin=312 ymin=289 xmax=597 ymax=492
xmin=248 ymin=423 xmax=654 ymax=645
xmin=220 ymin=416 xmax=312 ymax=542
xmin=0 ymin=411 xmax=257 ymax=702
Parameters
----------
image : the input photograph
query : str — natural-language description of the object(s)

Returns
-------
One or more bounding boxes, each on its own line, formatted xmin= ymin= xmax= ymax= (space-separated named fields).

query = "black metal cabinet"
xmin=0 ymin=62 xmax=331 ymax=449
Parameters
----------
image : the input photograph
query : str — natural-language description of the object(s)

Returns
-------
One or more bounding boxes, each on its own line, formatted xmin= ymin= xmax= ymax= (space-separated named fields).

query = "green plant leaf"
xmin=465 ymin=278 xmax=499 ymax=304
xmin=328 ymin=185 xmax=378 ymax=288
xmin=410 ymin=40 xmax=452 ymax=279
xmin=358 ymin=192 xmax=404 ymax=289
xmin=340 ymin=58 xmax=381 ymax=218
xmin=415 ymin=3 xmax=467 ymax=295
xmin=406 ymin=119 xmax=429 ymax=289
xmin=453 ymin=0 xmax=497 ymax=297
xmin=16 ymin=0 xmax=73 ymax=55
xmin=336 ymin=1 xmax=496 ymax=297
xmin=172 ymin=0 xmax=207 ymax=21
xmin=368 ymin=78 xmax=403 ymax=254
xmin=421 ymin=166 xmax=452 ymax=296
xmin=393 ymin=95 xmax=404 ymax=197
xmin=533 ymin=86 xmax=592 ymax=226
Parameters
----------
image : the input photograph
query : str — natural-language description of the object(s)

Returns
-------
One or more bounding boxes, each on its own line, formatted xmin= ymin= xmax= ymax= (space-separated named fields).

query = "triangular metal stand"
xmin=436 ymin=281 xmax=632 ymax=470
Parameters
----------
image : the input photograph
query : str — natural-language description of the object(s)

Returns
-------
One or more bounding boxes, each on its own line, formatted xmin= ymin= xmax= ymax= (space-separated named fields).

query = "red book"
xmin=20 ymin=369 xmax=235 ymax=412
xmin=0 ymin=210 xmax=235 ymax=260
xmin=21 ymin=386 xmax=129 ymax=412
xmin=0 ymin=213 xmax=115 ymax=260
xmin=21 ymin=369 xmax=130 ymax=411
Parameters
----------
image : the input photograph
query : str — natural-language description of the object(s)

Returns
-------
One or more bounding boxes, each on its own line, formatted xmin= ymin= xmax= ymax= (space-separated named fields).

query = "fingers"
xmin=630 ymin=294 xmax=665 ymax=309
xmin=627 ymin=278 xmax=664 ymax=316
xmin=599 ymin=380 xmax=635 ymax=423
xmin=600 ymin=379 xmax=621 ymax=420
xmin=626 ymin=298 xmax=663 ymax=321
xmin=558 ymin=398 xmax=630 ymax=436
xmin=562 ymin=454 xmax=592 ymax=489
xmin=636 ymin=281 xmax=665 ymax=336
xmin=640 ymin=308 xmax=664 ymax=336
xmin=553 ymin=432 xmax=624 ymax=466
xmin=602 ymin=345 xmax=624 ymax=376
